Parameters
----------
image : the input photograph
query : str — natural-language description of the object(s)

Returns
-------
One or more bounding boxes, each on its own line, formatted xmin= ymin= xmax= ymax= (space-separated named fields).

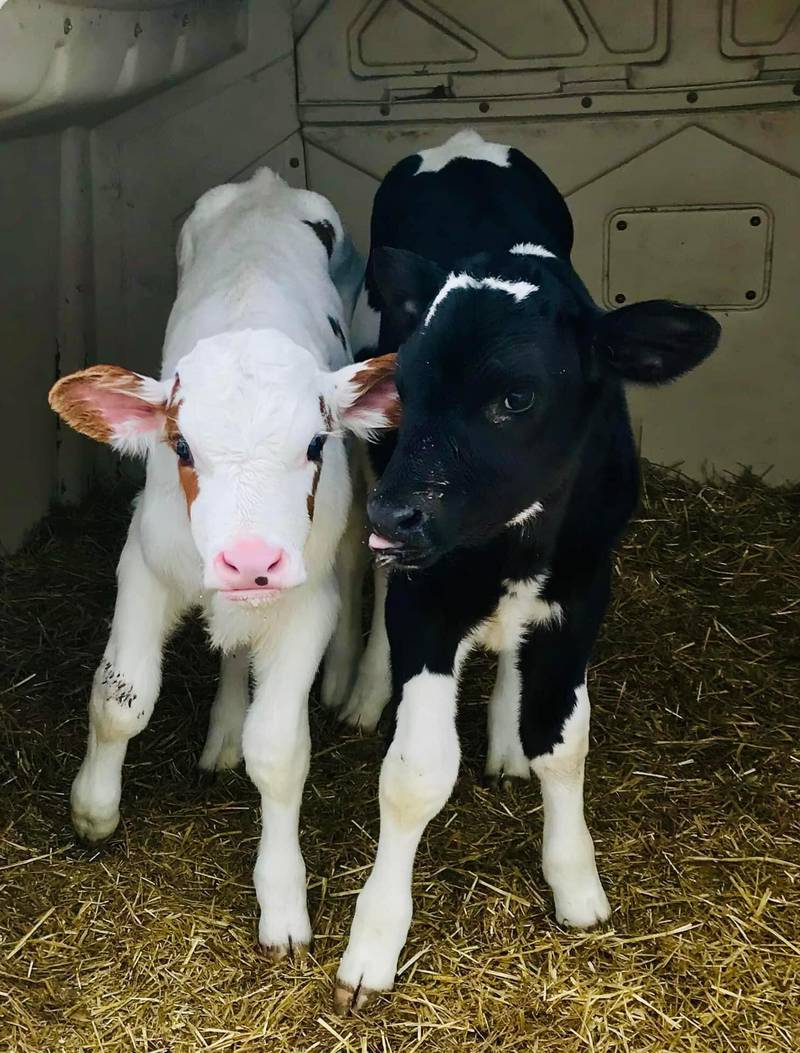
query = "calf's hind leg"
xmin=199 ymin=649 xmax=250 ymax=772
xmin=322 ymin=465 xmax=369 ymax=712
xmin=71 ymin=523 xmax=183 ymax=842
xmin=338 ymin=565 xmax=391 ymax=731
xmin=485 ymin=649 xmax=530 ymax=786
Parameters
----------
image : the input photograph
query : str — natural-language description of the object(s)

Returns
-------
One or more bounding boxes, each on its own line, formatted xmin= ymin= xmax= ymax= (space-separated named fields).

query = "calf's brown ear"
xmin=49 ymin=365 xmax=168 ymax=455
xmin=329 ymin=353 xmax=400 ymax=440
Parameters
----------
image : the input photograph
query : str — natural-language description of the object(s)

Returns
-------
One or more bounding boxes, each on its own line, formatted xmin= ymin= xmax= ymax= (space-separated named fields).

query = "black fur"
xmin=304 ymin=218 xmax=336 ymax=259
xmin=327 ymin=314 xmax=347 ymax=353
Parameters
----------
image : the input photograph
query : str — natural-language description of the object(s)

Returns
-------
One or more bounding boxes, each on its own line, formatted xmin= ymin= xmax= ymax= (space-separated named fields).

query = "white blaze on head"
xmin=424 ymin=272 xmax=539 ymax=328
xmin=510 ymin=242 xmax=556 ymax=259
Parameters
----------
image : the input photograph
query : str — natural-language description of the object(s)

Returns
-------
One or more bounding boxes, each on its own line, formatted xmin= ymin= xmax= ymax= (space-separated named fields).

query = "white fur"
xmin=70 ymin=168 xmax=370 ymax=955
xmin=481 ymin=276 xmax=539 ymax=300
xmin=339 ymin=564 xmax=392 ymax=730
xmin=198 ymin=649 xmax=250 ymax=771
xmin=337 ymin=669 xmax=461 ymax=996
xmin=532 ymin=683 xmax=610 ymax=928
xmin=424 ymin=272 xmax=538 ymax=328
xmin=415 ymin=129 xmax=510 ymax=175
xmin=510 ymin=242 xmax=556 ymax=259
xmin=506 ymin=500 xmax=544 ymax=528
xmin=350 ymin=287 xmax=381 ymax=356
xmin=485 ymin=650 xmax=529 ymax=781
xmin=321 ymin=455 xmax=369 ymax=711
xmin=477 ymin=576 xmax=562 ymax=653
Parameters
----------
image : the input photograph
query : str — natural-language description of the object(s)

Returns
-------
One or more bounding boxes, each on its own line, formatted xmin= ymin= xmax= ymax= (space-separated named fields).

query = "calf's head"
xmin=366 ymin=248 xmax=721 ymax=569
xmin=49 ymin=329 xmax=397 ymax=602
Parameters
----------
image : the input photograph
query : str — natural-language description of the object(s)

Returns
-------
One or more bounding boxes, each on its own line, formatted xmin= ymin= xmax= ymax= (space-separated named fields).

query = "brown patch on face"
xmin=48 ymin=364 xmax=158 ymax=443
xmin=163 ymin=388 xmax=181 ymax=445
xmin=164 ymin=380 xmax=199 ymax=513
xmin=307 ymin=462 xmax=322 ymax=522
xmin=351 ymin=353 xmax=402 ymax=428
xmin=177 ymin=463 xmax=199 ymax=510
xmin=318 ymin=394 xmax=334 ymax=433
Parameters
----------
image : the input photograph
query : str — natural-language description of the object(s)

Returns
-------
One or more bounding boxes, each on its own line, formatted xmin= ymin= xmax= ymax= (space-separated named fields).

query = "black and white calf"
xmin=333 ymin=130 xmax=720 ymax=1011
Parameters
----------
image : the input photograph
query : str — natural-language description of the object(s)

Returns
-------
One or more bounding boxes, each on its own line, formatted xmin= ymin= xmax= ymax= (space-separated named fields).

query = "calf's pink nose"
xmin=215 ymin=537 xmax=286 ymax=589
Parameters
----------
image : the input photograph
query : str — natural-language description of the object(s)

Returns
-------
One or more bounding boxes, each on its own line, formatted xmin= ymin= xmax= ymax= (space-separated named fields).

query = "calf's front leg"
xmin=520 ymin=563 xmax=612 ymax=928
xmin=485 ymin=649 xmax=530 ymax=786
xmin=335 ymin=590 xmax=462 ymax=1013
xmin=243 ymin=582 xmax=338 ymax=958
xmin=531 ymin=680 xmax=610 ymax=928
xmin=71 ymin=523 xmax=183 ymax=842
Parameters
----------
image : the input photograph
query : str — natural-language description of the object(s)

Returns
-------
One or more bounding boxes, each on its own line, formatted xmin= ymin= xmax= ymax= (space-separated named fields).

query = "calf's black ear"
xmin=371 ymin=247 xmax=447 ymax=342
xmin=593 ymin=300 xmax=721 ymax=385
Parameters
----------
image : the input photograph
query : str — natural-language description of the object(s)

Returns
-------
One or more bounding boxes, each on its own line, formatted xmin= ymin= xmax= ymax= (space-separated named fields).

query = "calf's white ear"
xmin=327 ymin=353 xmax=400 ymax=440
xmin=48 ymin=365 xmax=169 ymax=457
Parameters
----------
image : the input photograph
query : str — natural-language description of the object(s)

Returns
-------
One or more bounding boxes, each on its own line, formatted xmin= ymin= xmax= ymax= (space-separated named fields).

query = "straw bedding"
xmin=1 ymin=464 xmax=798 ymax=1052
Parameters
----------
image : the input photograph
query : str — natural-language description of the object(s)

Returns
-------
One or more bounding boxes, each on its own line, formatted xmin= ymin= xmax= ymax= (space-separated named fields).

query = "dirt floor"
xmin=1 ymin=465 xmax=798 ymax=1052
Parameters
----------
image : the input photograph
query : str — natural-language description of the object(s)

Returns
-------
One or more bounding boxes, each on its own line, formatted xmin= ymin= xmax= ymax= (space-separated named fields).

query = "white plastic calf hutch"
xmin=1 ymin=0 xmax=798 ymax=552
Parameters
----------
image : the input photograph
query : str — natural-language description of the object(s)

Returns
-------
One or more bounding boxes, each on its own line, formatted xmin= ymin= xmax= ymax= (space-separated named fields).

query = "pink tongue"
xmin=369 ymin=532 xmax=400 ymax=550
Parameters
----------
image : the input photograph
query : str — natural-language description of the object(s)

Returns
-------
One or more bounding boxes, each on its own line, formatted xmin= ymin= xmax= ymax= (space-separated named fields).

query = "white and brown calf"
xmin=49 ymin=167 xmax=396 ymax=957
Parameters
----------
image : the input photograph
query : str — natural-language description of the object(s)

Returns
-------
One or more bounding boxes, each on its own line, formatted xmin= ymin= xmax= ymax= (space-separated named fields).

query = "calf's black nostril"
xmin=255 ymin=576 xmax=269 ymax=586
xmin=395 ymin=507 xmax=423 ymax=530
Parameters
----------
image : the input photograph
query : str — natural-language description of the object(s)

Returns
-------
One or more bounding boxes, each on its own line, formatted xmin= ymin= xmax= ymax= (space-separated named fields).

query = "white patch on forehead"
xmin=510 ymin=242 xmax=556 ymax=259
xmin=175 ymin=328 xmax=322 ymax=457
xmin=415 ymin=129 xmax=510 ymax=175
xmin=477 ymin=575 xmax=562 ymax=654
xmin=424 ymin=272 xmax=538 ymax=327
xmin=507 ymin=501 xmax=544 ymax=529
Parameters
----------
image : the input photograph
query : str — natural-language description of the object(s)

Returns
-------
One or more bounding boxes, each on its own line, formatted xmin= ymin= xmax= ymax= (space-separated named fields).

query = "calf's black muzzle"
xmin=367 ymin=491 xmax=436 ymax=569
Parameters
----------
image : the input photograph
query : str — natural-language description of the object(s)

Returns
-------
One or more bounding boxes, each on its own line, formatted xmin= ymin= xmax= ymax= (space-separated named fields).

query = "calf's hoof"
xmin=484 ymin=771 xmax=529 ymax=794
xmin=320 ymin=661 xmax=355 ymax=713
xmin=553 ymin=879 xmax=611 ymax=930
xmin=258 ymin=938 xmax=311 ymax=963
xmin=332 ymin=980 xmax=380 ymax=1016
xmin=71 ymin=805 xmax=120 ymax=844
xmin=198 ymin=730 xmax=243 ymax=772
xmin=337 ymin=688 xmax=387 ymax=733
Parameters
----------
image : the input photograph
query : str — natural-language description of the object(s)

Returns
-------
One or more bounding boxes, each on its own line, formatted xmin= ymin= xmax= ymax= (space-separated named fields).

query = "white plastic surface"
xmin=0 ymin=0 xmax=244 ymax=129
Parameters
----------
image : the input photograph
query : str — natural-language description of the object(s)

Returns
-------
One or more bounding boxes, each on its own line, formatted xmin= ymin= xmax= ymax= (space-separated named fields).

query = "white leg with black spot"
xmin=71 ymin=526 xmax=182 ymax=842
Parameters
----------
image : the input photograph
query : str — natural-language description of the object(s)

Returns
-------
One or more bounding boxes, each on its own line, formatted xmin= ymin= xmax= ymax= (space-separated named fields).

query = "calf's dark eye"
xmin=307 ymin=434 xmax=327 ymax=462
xmin=175 ymin=436 xmax=193 ymax=466
xmin=504 ymin=389 xmax=535 ymax=414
